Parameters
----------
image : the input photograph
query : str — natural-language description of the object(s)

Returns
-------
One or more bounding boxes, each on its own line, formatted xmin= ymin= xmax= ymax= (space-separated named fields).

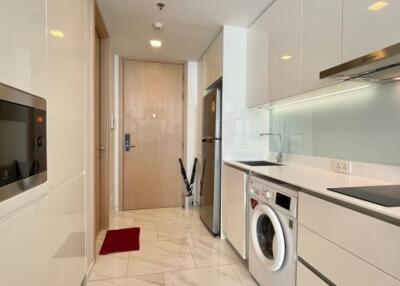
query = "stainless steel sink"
xmin=237 ymin=160 xmax=282 ymax=166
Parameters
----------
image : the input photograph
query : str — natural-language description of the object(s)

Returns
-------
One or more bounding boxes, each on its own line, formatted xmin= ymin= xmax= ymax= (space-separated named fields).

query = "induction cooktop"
xmin=327 ymin=185 xmax=400 ymax=207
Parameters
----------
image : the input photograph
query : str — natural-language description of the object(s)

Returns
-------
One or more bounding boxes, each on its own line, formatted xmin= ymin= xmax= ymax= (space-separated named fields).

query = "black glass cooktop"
xmin=327 ymin=185 xmax=400 ymax=207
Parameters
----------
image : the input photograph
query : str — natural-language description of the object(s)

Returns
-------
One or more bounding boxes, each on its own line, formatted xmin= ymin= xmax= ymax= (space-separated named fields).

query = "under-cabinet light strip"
xmin=269 ymin=85 xmax=372 ymax=110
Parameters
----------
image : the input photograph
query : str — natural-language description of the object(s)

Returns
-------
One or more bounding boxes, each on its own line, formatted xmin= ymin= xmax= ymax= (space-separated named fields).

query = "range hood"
xmin=320 ymin=43 xmax=400 ymax=83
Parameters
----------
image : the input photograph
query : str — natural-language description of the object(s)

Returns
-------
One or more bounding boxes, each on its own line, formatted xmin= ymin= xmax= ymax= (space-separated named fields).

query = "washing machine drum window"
xmin=257 ymin=214 xmax=275 ymax=259
xmin=251 ymin=204 xmax=286 ymax=272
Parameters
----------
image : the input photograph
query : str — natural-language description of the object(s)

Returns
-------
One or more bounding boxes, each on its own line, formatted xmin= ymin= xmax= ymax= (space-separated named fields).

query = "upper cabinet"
xmin=205 ymin=31 xmax=223 ymax=88
xmin=245 ymin=0 xmax=400 ymax=106
xmin=246 ymin=10 xmax=270 ymax=107
xmin=265 ymin=0 xmax=302 ymax=102
xmin=342 ymin=0 xmax=400 ymax=62
xmin=302 ymin=0 xmax=342 ymax=92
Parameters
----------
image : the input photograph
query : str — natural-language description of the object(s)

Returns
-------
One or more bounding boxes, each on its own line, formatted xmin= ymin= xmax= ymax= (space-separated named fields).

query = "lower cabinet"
xmin=221 ymin=164 xmax=248 ymax=259
xmin=298 ymin=192 xmax=400 ymax=286
xmin=297 ymin=261 xmax=327 ymax=286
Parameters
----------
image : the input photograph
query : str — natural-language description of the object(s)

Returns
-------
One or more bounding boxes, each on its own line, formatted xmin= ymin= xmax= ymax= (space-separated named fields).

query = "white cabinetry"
xmin=342 ymin=0 xmax=400 ymax=62
xmin=297 ymin=261 xmax=327 ymax=286
xmin=298 ymin=192 xmax=400 ymax=285
xmin=264 ymin=0 xmax=302 ymax=102
xmin=222 ymin=164 xmax=247 ymax=259
xmin=205 ymin=31 xmax=223 ymax=88
xmin=246 ymin=10 xmax=269 ymax=107
xmin=302 ymin=0 xmax=342 ymax=91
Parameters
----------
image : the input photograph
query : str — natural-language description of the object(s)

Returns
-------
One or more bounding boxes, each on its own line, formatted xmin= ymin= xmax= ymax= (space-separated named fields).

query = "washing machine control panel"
xmin=249 ymin=177 xmax=298 ymax=218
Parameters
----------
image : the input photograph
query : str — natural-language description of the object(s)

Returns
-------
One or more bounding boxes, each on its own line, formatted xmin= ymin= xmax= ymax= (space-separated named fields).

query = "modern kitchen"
xmin=1 ymin=0 xmax=400 ymax=285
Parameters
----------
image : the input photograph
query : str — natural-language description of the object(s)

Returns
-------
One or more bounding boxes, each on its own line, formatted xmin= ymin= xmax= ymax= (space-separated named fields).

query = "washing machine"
xmin=248 ymin=175 xmax=298 ymax=286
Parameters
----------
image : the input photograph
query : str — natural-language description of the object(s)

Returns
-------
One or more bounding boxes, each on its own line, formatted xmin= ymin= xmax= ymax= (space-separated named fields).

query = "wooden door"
xmin=94 ymin=31 xmax=101 ymax=236
xmin=123 ymin=60 xmax=183 ymax=210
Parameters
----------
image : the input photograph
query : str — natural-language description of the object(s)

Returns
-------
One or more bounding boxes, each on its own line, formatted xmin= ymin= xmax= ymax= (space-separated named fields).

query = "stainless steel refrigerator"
xmin=200 ymin=87 xmax=222 ymax=235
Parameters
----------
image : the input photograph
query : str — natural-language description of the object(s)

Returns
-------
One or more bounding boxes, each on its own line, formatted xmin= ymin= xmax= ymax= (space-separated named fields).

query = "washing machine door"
xmin=251 ymin=204 xmax=285 ymax=272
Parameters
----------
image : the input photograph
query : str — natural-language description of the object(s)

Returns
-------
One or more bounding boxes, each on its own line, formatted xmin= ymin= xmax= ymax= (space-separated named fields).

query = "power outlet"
xmin=331 ymin=159 xmax=352 ymax=174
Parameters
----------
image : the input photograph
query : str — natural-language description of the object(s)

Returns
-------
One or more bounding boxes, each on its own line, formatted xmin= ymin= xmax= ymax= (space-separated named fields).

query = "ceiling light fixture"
xmin=368 ymin=1 xmax=389 ymax=11
xmin=393 ymin=76 xmax=400 ymax=81
xmin=150 ymin=39 xmax=162 ymax=48
xmin=49 ymin=30 xmax=65 ymax=38
xmin=281 ymin=55 xmax=292 ymax=61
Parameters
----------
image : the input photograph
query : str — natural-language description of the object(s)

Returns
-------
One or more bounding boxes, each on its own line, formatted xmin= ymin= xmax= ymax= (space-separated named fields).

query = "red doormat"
xmin=99 ymin=227 xmax=140 ymax=255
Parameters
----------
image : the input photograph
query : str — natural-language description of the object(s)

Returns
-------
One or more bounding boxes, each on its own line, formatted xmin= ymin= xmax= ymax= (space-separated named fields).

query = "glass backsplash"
xmin=269 ymin=81 xmax=400 ymax=166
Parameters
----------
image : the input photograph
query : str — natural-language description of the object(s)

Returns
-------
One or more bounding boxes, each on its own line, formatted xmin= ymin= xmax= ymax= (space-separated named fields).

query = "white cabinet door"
xmin=342 ymin=0 xmax=400 ymax=62
xmin=204 ymin=31 xmax=223 ymax=88
xmin=265 ymin=0 xmax=302 ymax=102
xmin=302 ymin=0 xmax=342 ymax=92
xmin=205 ymin=46 xmax=213 ymax=88
xmin=222 ymin=165 xmax=247 ymax=259
xmin=246 ymin=11 xmax=270 ymax=107
xmin=297 ymin=261 xmax=328 ymax=286
xmin=213 ymin=31 xmax=223 ymax=82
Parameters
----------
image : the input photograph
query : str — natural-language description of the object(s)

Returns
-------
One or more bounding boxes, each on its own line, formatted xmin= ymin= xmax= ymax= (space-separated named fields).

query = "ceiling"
xmin=97 ymin=0 xmax=272 ymax=62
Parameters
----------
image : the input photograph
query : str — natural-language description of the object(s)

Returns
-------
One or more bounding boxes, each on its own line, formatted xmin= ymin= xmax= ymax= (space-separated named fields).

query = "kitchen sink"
xmin=237 ymin=160 xmax=282 ymax=166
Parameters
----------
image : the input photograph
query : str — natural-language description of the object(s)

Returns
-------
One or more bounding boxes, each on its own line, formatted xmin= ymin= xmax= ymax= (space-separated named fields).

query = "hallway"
xmin=87 ymin=208 xmax=257 ymax=285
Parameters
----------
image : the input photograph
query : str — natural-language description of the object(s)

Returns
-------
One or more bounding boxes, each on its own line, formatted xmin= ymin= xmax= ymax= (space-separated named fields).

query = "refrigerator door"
xmin=200 ymin=138 xmax=221 ymax=235
xmin=202 ymin=89 xmax=221 ymax=139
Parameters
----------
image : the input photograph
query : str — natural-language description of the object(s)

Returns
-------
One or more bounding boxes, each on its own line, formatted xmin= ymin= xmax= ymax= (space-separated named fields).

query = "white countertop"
xmin=224 ymin=160 xmax=400 ymax=223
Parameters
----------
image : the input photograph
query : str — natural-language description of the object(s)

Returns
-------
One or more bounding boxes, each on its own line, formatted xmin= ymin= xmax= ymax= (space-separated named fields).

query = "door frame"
xmin=119 ymin=59 xmax=186 ymax=210
xmin=93 ymin=2 xmax=112 ymax=236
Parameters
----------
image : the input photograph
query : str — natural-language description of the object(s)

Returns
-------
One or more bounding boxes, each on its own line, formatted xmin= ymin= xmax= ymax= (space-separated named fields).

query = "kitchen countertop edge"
xmin=223 ymin=160 xmax=400 ymax=226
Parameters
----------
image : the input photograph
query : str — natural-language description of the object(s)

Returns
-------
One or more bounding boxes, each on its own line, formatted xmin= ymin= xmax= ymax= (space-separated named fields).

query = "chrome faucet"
xmin=260 ymin=133 xmax=283 ymax=163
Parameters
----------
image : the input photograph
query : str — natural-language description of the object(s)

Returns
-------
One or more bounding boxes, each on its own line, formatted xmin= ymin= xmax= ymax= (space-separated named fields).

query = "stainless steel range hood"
xmin=320 ymin=43 xmax=400 ymax=83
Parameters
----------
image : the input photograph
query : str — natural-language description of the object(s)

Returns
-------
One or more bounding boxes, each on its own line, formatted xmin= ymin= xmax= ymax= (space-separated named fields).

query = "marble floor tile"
xmin=187 ymin=236 xmax=240 ymax=267
xmin=156 ymin=220 xmax=194 ymax=240
xmin=163 ymin=265 xmax=242 ymax=286
xmin=86 ymin=273 xmax=164 ymax=286
xmin=134 ymin=208 xmax=180 ymax=222
xmin=89 ymin=207 xmax=254 ymax=285
xmin=230 ymin=263 xmax=259 ymax=286
xmin=88 ymin=252 xmax=129 ymax=281
xmin=127 ymin=254 xmax=196 ymax=276
xmin=130 ymin=239 xmax=191 ymax=257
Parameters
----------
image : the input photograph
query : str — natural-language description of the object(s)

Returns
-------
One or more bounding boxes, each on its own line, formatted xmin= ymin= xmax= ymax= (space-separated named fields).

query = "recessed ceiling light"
xmin=368 ymin=1 xmax=389 ymax=11
xmin=49 ymin=30 xmax=65 ymax=38
xmin=393 ymin=76 xmax=400 ymax=81
xmin=150 ymin=39 xmax=162 ymax=48
xmin=281 ymin=55 xmax=292 ymax=61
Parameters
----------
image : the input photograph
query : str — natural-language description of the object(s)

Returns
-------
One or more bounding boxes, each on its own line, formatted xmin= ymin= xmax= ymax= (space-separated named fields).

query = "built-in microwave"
xmin=0 ymin=82 xmax=47 ymax=202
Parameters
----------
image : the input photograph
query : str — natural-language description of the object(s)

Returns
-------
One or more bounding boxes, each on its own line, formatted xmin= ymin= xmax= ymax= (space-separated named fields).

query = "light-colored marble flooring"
xmin=87 ymin=207 xmax=258 ymax=286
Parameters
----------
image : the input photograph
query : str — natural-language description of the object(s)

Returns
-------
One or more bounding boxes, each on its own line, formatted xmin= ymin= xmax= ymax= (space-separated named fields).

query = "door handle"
xmin=124 ymin=144 xmax=136 ymax=151
xmin=124 ymin=133 xmax=136 ymax=151
xmin=98 ymin=146 xmax=105 ymax=151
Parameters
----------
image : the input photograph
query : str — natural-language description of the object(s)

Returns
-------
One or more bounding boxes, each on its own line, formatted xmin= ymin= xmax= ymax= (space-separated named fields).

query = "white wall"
xmin=0 ymin=0 xmax=91 ymax=285
xmin=184 ymin=61 xmax=198 ymax=196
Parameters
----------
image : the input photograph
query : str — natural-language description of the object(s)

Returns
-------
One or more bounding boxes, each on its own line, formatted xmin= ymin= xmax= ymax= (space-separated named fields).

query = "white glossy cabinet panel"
xmin=298 ymin=225 xmax=400 ymax=286
xmin=204 ymin=31 xmax=223 ymax=88
xmin=299 ymin=192 xmax=400 ymax=281
xmin=205 ymin=47 xmax=213 ymax=88
xmin=302 ymin=0 xmax=343 ymax=91
xmin=297 ymin=261 xmax=327 ymax=286
xmin=246 ymin=11 xmax=269 ymax=107
xmin=0 ymin=0 xmax=87 ymax=285
xmin=213 ymin=32 xmax=223 ymax=83
xmin=222 ymin=165 xmax=247 ymax=259
xmin=342 ymin=0 xmax=400 ymax=62
xmin=264 ymin=0 xmax=302 ymax=101
xmin=0 ymin=0 xmax=46 ymax=95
